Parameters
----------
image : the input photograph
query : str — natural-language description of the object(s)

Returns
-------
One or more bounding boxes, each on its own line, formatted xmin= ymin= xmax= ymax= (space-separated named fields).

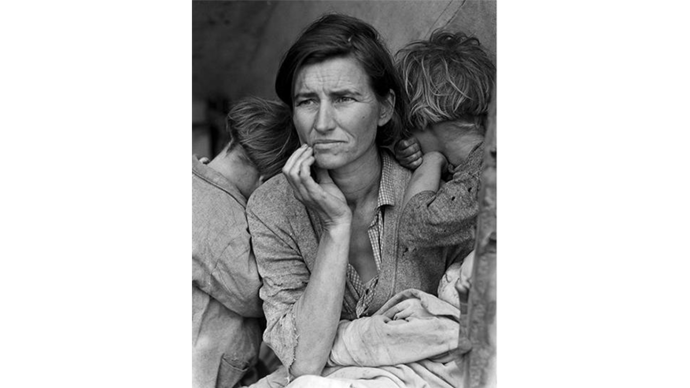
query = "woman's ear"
xmin=377 ymin=90 xmax=396 ymax=126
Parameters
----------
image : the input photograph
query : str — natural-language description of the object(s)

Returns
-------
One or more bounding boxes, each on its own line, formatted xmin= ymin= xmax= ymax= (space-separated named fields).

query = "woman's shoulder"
xmin=379 ymin=148 xmax=413 ymax=196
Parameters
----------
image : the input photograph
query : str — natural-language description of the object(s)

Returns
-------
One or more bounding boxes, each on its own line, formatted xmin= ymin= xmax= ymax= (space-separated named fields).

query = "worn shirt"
xmin=398 ymin=145 xmax=483 ymax=251
xmin=246 ymin=150 xmax=469 ymax=372
xmin=346 ymin=152 xmax=397 ymax=318
xmin=192 ymin=156 xmax=264 ymax=388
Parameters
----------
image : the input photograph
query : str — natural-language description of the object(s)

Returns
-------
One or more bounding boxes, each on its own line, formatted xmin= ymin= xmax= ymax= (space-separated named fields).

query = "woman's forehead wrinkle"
xmin=294 ymin=59 xmax=377 ymax=104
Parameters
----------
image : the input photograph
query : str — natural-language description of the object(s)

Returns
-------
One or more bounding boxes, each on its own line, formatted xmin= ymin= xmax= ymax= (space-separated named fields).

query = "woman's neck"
xmin=329 ymin=146 xmax=381 ymax=208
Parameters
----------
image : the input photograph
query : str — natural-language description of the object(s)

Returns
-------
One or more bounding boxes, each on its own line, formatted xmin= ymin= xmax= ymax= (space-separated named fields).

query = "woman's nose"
xmin=314 ymin=103 xmax=335 ymax=133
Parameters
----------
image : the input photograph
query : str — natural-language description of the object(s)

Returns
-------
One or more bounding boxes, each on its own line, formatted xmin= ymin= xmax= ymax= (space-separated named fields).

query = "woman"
xmin=246 ymin=14 xmax=469 ymax=380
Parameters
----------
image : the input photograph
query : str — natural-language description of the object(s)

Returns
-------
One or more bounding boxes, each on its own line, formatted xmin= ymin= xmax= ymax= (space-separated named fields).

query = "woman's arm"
xmin=247 ymin=189 xmax=350 ymax=378
xmin=291 ymin=223 xmax=350 ymax=376
xmin=281 ymin=145 xmax=353 ymax=377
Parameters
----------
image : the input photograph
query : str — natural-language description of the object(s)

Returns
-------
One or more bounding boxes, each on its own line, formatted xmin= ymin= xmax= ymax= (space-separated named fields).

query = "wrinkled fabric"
xmin=282 ymin=290 xmax=462 ymax=388
xmin=245 ymin=366 xmax=291 ymax=388
xmin=398 ymin=145 xmax=483 ymax=251
xmin=246 ymin=151 xmax=469 ymax=372
xmin=193 ymin=156 xmax=264 ymax=388
xmin=328 ymin=289 xmax=459 ymax=367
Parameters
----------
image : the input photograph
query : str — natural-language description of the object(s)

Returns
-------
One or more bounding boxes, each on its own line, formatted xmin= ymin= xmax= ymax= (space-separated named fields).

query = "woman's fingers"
xmin=388 ymin=298 xmax=432 ymax=320
xmin=298 ymin=153 xmax=315 ymax=182
xmin=301 ymin=165 xmax=331 ymax=201
xmin=283 ymin=144 xmax=311 ymax=200
xmin=297 ymin=152 xmax=318 ymax=198
xmin=283 ymin=144 xmax=309 ymax=175
xmin=288 ymin=146 xmax=321 ymax=202
xmin=314 ymin=167 xmax=333 ymax=185
xmin=384 ymin=298 xmax=414 ymax=320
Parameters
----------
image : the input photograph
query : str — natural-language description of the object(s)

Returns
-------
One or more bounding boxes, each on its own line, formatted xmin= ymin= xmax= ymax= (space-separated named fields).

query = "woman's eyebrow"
xmin=330 ymin=89 xmax=362 ymax=97
xmin=293 ymin=90 xmax=317 ymax=100
xmin=294 ymin=89 xmax=363 ymax=100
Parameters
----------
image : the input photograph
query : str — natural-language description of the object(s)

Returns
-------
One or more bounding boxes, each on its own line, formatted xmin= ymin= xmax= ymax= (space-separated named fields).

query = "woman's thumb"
xmin=314 ymin=167 xmax=333 ymax=184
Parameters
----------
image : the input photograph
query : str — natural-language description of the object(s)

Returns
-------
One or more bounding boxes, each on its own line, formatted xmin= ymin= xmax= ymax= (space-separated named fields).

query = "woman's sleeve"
xmin=246 ymin=206 xmax=311 ymax=372
xmin=398 ymin=146 xmax=483 ymax=248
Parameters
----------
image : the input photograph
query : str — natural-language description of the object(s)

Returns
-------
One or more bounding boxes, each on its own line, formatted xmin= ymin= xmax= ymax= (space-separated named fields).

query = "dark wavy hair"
xmin=226 ymin=97 xmax=299 ymax=180
xmin=395 ymin=30 xmax=495 ymax=135
xmin=275 ymin=14 xmax=405 ymax=149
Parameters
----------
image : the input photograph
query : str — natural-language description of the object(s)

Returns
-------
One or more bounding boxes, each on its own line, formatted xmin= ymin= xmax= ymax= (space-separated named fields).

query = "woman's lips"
xmin=312 ymin=140 xmax=343 ymax=149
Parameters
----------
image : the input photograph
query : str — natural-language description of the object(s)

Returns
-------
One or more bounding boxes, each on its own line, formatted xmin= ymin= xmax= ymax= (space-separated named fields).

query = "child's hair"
xmin=225 ymin=96 xmax=299 ymax=180
xmin=395 ymin=30 xmax=496 ymax=135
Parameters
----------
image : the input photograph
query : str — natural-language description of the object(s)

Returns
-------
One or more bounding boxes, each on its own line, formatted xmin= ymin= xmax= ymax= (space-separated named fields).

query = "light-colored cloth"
xmin=246 ymin=150 xmax=469 ymax=371
xmin=285 ymin=289 xmax=462 ymax=388
xmin=328 ymin=289 xmax=459 ymax=367
xmin=438 ymin=250 xmax=475 ymax=312
xmin=193 ymin=156 xmax=265 ymax=388
xmin=245 ymin=366 xmax=291 ymax=388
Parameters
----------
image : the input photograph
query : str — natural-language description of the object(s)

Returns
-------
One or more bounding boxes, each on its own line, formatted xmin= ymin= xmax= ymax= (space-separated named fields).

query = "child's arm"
xmin=398 ymin=145 xmax=483 ymax=248
xmin=402 ymin=151 xmax=447 ymax=208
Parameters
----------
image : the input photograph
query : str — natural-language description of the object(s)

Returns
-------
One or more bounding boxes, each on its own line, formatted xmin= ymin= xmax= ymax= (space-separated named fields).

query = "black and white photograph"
xmin=193 ymin=1 xmax=495 ymax=387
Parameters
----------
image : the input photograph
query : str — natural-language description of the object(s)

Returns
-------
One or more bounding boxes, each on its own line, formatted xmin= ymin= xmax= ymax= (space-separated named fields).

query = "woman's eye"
xmin=296 ymin=99 xmax=314 ymax=107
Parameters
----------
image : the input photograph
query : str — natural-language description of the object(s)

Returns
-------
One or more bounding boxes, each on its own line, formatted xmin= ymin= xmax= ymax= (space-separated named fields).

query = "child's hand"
xmin=394 ymin=137 xmax=423 ymax=170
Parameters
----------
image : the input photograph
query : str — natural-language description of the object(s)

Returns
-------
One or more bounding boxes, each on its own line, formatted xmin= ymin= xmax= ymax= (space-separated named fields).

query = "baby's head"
xmin=438 ymin=250 xmax=475 ymax=312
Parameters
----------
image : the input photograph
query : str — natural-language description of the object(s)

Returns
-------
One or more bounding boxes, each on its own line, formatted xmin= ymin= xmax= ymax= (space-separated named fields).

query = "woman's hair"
xmin=395 ymin=30 xmax=496 ymax=135
xmin=226 ymin=96 xmax=299 ymax=180
xmin=275 ymin=13 xmax=405 ymax=149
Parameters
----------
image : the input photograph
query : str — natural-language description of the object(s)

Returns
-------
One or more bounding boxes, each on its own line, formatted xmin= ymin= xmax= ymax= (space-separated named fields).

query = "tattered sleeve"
xmin=398 ymin=146 xmax=484 ymax=248
xmin=246 ymin=205 xmax=310 ymax=372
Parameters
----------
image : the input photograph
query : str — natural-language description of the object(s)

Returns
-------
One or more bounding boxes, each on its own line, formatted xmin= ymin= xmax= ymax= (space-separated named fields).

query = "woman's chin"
xmin=314 ymin=155 xmax=345 ymax=170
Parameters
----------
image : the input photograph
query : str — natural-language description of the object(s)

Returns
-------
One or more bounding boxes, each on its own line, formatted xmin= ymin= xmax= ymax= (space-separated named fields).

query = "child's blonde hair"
xmin=395 ymin=30 xmax=495 ymax=135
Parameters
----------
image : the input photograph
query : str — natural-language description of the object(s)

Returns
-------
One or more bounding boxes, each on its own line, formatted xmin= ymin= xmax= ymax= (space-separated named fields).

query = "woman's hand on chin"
xmin=283 ymin=145 xmax=352 ymax=228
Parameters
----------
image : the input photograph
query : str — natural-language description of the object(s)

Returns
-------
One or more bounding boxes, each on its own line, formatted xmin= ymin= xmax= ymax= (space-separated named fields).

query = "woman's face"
xmin=292 ymin=56 xmax=394 ymax=170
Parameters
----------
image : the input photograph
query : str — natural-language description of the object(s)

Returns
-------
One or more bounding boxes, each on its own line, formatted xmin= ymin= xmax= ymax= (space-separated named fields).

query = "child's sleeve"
xmin=398 ymin=146 xmax=483 ymax=248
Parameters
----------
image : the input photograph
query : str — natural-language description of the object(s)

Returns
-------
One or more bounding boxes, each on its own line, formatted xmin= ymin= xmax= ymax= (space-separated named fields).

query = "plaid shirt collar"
xmin=376 ymin=150 xmax=397 ymax=211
